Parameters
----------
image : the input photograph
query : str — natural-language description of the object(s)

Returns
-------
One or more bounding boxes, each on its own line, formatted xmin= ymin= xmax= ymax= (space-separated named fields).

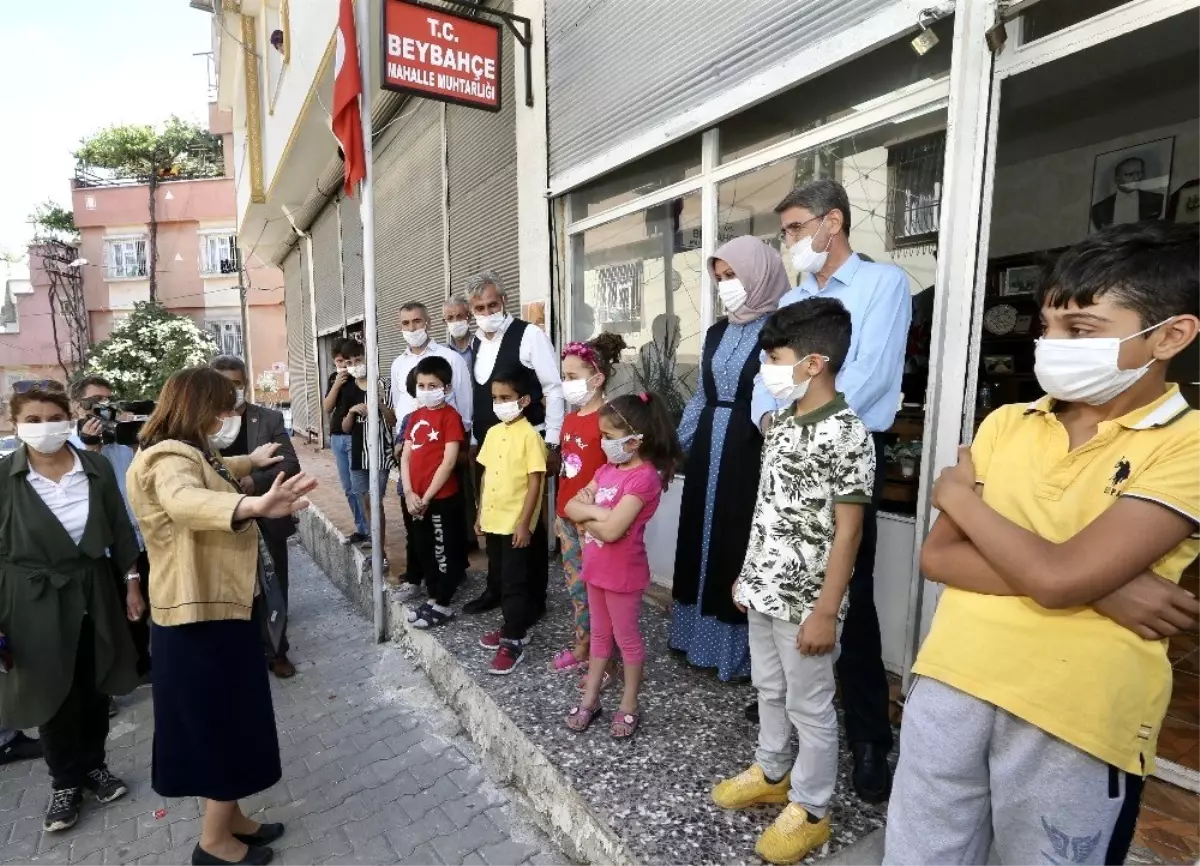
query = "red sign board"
xmin=381 ymin=0 xmax=502 ymax=112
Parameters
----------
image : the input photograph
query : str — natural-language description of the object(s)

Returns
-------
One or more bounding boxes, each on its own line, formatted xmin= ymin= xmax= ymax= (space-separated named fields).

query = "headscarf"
xmin=708 ymin=235 xmax=791 ymax=325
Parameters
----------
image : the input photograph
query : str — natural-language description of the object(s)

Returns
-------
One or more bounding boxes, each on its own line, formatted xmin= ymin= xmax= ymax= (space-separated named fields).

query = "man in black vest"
xmin=461 ymin=271 xmax=564 ymax=614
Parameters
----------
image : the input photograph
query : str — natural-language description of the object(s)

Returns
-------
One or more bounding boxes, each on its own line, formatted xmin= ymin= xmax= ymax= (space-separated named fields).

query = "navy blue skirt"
xmin=150 ymin=618 xmax=281 ymax=801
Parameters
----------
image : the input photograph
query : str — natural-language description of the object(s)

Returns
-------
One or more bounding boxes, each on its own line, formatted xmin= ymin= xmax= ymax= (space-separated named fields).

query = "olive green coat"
xmin=0 ymin=445 xmax=141 ymax=729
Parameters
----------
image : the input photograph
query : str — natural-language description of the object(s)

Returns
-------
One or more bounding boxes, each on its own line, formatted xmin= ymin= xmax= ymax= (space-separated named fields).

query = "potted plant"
xmin=885 ymin=440 xmax=923 ymax=478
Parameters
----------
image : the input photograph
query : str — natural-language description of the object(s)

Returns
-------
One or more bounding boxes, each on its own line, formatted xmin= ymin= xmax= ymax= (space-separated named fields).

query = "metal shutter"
xmin=339 ymin=192 xmax=365 ymax=322
xmin=300 ymin=243 xmax=320 ymax=437
xmin=373 ymin=100 xmax=443 ymax=371
xmin=447 ymin=0 xmax=520 ymax=325
xmin=283 ymin=247 xmax=309 ymax=435
xmin=546 ymin=0 xmax=894 ymax=179
xmin=311 ymin=202 xmax=343 ymax=334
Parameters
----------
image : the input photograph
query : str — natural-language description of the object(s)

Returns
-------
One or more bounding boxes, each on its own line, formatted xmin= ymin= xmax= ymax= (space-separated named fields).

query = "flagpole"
xmin=355 ymin=0 xmax=384 ymax=643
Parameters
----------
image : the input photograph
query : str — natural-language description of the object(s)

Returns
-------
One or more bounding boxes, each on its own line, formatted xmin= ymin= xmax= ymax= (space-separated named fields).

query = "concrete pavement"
xmin=0 ymin=543 xmax=562 ymax=866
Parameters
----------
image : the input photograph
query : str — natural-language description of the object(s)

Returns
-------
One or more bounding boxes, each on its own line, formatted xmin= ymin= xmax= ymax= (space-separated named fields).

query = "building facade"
xmin=207 ymin=0 xmax=1200 ymax=790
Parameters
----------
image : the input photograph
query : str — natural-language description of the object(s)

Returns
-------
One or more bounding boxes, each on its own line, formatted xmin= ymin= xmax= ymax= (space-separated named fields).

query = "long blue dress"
xmin=668 ymin=317 xmax=766 ymax=681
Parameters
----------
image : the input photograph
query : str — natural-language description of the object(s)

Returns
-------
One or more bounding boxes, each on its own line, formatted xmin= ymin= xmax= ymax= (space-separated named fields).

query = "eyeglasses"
xmin=11 ymin=379 xmax=64 ymax=394
xmin=779 ymin=214 xmax=825 ymax=241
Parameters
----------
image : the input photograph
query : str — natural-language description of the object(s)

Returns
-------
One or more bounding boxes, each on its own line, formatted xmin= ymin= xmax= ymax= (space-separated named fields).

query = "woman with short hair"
xmin=0 ymin=385 xmax=141 ymax=833
xmin=129 ymin=367 xmax=317 ymax=866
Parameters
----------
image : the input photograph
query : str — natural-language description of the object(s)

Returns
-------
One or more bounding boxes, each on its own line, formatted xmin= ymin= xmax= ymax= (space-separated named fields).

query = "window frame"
xmin=206 ymin=319 xmax=245 ymax=358
xmin=199 ymin=231 xmax=241 ymax=277
xmin=104 ymin=236 xmax=148 ymax=281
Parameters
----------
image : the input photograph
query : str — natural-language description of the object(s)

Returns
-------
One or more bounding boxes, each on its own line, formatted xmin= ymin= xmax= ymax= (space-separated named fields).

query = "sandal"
xmin=611 ymin=710 xmax=639 ymax=739
xmin=565 ymin=704 xmax=603 ymax=733
xmin=553 ymin=648 xmax=585 ymax=672
xmin=411 ymin=604 xmax=455 ymax=630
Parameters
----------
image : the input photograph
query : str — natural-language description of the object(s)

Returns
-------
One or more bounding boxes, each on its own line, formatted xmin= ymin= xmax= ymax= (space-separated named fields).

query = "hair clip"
xmin=638 ymin=392 xmax=650 ymax=403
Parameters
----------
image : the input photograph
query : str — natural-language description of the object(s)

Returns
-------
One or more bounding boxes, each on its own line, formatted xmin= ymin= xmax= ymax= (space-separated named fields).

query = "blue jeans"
xmin=331 ymin=434 xmax=368 ymax=535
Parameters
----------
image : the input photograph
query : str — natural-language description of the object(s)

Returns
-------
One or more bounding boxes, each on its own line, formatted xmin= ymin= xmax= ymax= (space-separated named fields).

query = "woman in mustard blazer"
xmin=129 ymin=368 xmax=316 ymax=866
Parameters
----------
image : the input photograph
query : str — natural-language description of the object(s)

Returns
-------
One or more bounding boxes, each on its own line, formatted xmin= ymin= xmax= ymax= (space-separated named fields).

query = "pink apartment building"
xmin=0 ymin=104 xmax=288 ymax=428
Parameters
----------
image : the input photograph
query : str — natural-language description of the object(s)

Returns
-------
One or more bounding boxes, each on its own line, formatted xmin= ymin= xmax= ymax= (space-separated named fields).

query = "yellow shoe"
xmin=711 ymin=765 xmax=790 ymax=809
xmin=754 ymin=803 xmax=831 ymax=865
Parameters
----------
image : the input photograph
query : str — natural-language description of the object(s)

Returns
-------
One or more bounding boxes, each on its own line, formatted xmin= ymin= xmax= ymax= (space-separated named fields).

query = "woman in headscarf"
xmin=670 ymin=235 xmax=791 ymax=681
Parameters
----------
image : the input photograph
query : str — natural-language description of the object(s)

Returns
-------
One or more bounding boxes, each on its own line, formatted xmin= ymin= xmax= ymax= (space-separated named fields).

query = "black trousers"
xmin=256 ymin=533 xmax=291 ymax=657
xmin=127 ymin=550 xmax=152 ymax=676
xmin=39 ymin=617 xmax=110 ymax=790
xmin=413 ymin=492 xmax=468 ymax=605
xmin=458 ymin=461 xmax=479 ymax=552
xmin=399 ymin=492 xmax=425 ymax=586
xmin=835 ymin=432 xmax=895 ymax=749
xmin=487 ymin=519 xmax=548 ymax=641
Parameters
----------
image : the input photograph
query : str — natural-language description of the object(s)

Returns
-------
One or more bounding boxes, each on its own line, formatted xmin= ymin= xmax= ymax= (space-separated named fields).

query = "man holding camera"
xmin=69 ymin=377 xmax=150 ymax=687
xmin=211 ymin=356 xmax=302 ymax=678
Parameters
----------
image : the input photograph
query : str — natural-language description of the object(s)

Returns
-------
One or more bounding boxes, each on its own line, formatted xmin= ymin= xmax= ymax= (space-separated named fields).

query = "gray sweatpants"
xmin=749 ymin=610 xmax=839 ymax=818
xmin=884 ymin=677 xmax=1144 ymax=865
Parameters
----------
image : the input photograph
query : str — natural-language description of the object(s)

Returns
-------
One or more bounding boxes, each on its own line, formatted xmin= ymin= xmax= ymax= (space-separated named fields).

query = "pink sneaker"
xmin=480 ymin=630 xmax=531 ymax=651
xmin=489 ymin=642 xmax=525 ymax=675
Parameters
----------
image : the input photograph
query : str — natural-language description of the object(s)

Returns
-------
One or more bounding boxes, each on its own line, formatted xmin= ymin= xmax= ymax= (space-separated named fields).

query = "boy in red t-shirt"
xmin=399 ymin=356 xmax=469 ymax=628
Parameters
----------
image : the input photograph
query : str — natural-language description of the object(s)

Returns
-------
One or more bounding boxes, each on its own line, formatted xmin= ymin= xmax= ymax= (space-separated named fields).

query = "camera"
xmin=78 ymin=400 xmax=155 ymax=448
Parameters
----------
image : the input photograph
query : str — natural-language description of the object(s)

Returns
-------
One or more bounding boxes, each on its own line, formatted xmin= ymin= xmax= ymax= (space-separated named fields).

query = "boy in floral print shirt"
xmin=712 ymin=298 xmax=874 ymax=865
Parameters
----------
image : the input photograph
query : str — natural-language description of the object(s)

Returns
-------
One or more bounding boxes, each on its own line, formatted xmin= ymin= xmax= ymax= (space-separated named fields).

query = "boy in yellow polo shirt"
xmin=885 ymin=222 xmax=1200 ymax=865
xmin=475 ymin=366 xmax=548 ymax=675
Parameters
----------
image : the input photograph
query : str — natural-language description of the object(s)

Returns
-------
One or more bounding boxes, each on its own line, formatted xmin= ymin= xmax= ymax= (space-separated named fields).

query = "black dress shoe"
xmin=234 ymin=823 xmax=285 ymax=847
xmin=851 ymin=741 xmax=893 ymax=804
xmin=0 ymin=732 xmax=42 ymax=765
xmin=191 ymin=843 xmax=274 ymax=865
xmin=744 ymin=701 xmax=759 ymax=724
xmin=462 ymin=593 xmax=500 ymax=614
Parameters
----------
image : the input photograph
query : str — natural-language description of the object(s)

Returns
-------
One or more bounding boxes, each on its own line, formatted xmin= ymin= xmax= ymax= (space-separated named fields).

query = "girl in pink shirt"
xmin=563 ymin=392 xmax=683 ymax=739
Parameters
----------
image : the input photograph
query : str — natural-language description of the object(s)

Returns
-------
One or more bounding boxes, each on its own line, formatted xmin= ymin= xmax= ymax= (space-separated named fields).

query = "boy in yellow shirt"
xmin=475 ymin=366 xmax=548 ymax=676
xmin=885 ymin=222 xmax=1200 ymax=865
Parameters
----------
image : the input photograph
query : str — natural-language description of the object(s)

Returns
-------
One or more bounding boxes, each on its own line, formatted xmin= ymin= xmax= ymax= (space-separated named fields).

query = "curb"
xmin=303 ymin=502 xmax=638 ymax=866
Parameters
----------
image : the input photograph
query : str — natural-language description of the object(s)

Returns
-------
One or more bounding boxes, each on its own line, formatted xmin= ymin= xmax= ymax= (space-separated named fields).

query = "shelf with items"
xmin=879 ymin=410 xmax=923 ymax=514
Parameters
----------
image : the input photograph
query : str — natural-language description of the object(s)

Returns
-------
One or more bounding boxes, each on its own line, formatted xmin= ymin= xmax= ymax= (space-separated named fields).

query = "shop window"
xmin=568 ymin=135 xmax=702 ymax=222
xmin=571 ymin=193 xmax=703 ymax=425
xmin=717 ymin=110 xmax=947 ymax=514
xmin=1018 ymin=0 xmax=1131 ymax=43
xmin=886 ymin=131 xmax=945 ymax=252
xmin=717 ymin=18 xmax=953 ymax=165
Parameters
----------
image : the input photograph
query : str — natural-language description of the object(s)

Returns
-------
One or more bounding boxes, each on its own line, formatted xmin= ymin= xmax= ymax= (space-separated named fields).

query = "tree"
xmin=29 ymin=202 xmax=87 ymax=382
xmin=74 ymin=117 xmax=223 ymax=301
xmin=84 ymin=302 xmax=217 ymax=400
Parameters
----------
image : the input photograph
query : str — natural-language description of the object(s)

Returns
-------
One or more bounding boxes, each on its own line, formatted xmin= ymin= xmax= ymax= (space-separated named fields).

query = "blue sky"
xmin=0 ymin=0 xmax=213 ymax=270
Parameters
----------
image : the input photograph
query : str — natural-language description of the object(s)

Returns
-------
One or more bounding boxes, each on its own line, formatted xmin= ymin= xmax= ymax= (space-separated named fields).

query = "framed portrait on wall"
xmin=1000 ymin=265 xmax=1040 ymax=297
xmin=1089 ymin=137 xmax=1173 ymax=233
xmin=1168 ymin=179 xmax=1199 ymax=224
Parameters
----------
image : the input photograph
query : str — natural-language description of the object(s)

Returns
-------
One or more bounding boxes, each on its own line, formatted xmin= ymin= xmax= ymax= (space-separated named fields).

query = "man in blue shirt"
xmin=750 ymin=180 xmax=911 ymax=804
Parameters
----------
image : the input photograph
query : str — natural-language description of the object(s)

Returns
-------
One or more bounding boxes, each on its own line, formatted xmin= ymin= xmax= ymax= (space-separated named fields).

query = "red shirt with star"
xmin=405 ymin=404 xmax=466 ymax=500
xmin=556 ymin=409 xmax=605 ymax=518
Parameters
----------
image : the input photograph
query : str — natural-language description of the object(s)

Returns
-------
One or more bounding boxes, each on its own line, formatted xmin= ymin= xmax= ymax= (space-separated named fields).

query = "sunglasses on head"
xmin=11 ymin=379 xmax=65 ymax=395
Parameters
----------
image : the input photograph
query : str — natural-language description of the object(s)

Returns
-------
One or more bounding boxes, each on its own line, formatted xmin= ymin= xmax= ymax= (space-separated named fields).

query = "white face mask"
xmin=717 ymin=279 xmax=747 ymax=314
xmin=493 ymin=400 xmax=522 ymax=423
xmin=562 ymin=376 xmax=599 ymax=407
xmin=416 ymin=387 xmax=446 ymax=409
xmin=601 ymin=434 xmax=640 ymax=465
xmin=235 ymin=388 xmax=245 ymax=409
xmin=789 ymin=218 xmax=830 ymax=274
xmin=348 ymin=363 xmax=367 ymax=380
xmin=208 ymin=415 xmax=242 ymax=450
xmin=447 ymin=320 xmax=470 ymax=340
xmin=1034 ymin=318 xmax=1172 ymax=406
xmin=476 ymin=312 xmax=506 ymax=335
xmin=761 ymin=355 xmax=828 ymax=405
xmin=17 ymin=421 xmax=72 ymax=455
xmin=403 ymin=328 xmax=428 ymax=348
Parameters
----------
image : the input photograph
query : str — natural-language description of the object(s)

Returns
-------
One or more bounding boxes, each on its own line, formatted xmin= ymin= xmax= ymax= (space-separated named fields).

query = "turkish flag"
xmin=332 ymin=0 xmax=366 ymax=197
